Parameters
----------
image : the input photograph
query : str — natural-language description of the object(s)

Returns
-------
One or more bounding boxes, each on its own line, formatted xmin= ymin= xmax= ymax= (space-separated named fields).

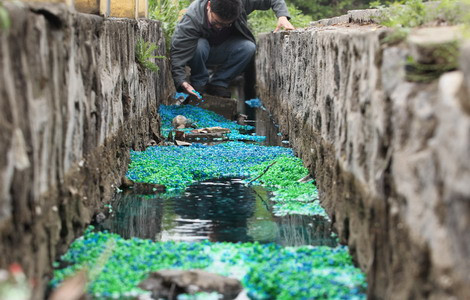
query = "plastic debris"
xmin=52 ymin=229 xmax=367 ymax=299
xmin=126 ymin=142 xmax=293 ymax=191
xmin=245 ymin=98 xmax=263 ymax=108
xmin=175 ymin=92 xmax=188 ymax=100
xmin=191 ymin=90 xmax=203 ymax=100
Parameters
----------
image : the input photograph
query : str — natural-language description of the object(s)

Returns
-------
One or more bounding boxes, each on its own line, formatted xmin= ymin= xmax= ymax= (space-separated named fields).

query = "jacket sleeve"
xmin=170 ymin=15 xmax=201 ymax=89
xmin=244 ymin=0 xmax=290 ymax=19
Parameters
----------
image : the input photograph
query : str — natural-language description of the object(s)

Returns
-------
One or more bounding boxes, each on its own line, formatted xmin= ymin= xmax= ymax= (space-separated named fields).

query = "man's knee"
xmin=232 ymin=40 xmax=256 ymax=59
xmin=192 ymin=38 xmax=210 ymax=60
xmin=237 ymin=40 xmax=256 ymax=58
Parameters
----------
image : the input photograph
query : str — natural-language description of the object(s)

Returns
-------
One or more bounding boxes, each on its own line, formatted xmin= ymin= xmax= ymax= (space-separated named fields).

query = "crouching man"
xmin=170 ymin=0 xmax=294 ymax=100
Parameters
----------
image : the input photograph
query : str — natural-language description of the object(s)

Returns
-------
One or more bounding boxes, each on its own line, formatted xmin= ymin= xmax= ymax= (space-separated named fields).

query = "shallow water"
xmin=97 ymin=107 xmax=335 ymax=246
xmin=54 ymin=105 xmax=366 ymax=299
xmin=96 ymin=177 xmax=336 ymax=247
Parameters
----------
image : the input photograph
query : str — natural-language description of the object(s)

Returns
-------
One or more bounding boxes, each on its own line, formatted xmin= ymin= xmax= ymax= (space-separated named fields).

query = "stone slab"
xmin=186 ymin=95 xmax=238 ymax=120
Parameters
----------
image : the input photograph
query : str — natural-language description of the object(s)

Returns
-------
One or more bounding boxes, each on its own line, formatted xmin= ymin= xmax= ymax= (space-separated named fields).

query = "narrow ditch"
xmin=51 ymin=100 xmax=366 ymax=299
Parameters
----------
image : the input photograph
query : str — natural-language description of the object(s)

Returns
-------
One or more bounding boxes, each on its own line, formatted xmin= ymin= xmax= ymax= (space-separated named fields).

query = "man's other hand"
xmin=274 ymin=16 xmax=295 ymax=33
xmin=181 ymin=82 xmax=201 ymax=99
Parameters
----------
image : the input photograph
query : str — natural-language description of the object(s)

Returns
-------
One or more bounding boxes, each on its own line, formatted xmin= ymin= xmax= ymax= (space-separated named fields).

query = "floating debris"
xmin=175 ymin=140 xmax=192 ymax=146
xmin=191 ymin=90 xmax=203 ymax=100
xmin=245 ymin=98 xmax=263 ymax=108
xmin=191 ymin=127 xmax=231 ymax=134
xmin=127 ymin=142 xmax=292 ymax=191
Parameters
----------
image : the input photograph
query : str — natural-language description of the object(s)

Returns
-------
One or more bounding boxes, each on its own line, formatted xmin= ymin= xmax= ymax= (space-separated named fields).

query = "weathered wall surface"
xmin=256 ymin=14 xmax=470 ymax=300
xmin=0 ymin=2 xmax=172 ymax=296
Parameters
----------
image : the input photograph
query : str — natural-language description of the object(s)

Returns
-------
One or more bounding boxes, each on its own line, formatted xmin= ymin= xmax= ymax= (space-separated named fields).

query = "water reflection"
xmin=255 ymin=108 xmax=286 ymax=147
xmin=97 ymin=178 xmax=337 ymax=247
xmin=97 ymin=193 xmax=163 ymax=240
xmin=241 ymin=105 xmax=287 ymax=147
xmin=276 ymin=215 xmax=337 ymax=247
xmin=169 ymin=178 xmax=254 ymax=242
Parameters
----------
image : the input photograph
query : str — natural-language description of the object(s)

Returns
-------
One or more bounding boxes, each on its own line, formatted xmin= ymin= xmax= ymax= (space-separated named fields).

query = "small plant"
xmin=378 ymin=0 xmax=428 ymax=28
xmin=0 ymin=1 xmax=11 ymax=30
xmin=135 ymin=38 xmax=165 ymax=73
xmin=149 ymin=0 xmax=190 ymax=51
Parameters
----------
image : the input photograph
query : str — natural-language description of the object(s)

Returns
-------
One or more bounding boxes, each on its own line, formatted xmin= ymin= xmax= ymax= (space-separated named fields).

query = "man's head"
xmin=208 ymin=0 xmax=242 ymax=28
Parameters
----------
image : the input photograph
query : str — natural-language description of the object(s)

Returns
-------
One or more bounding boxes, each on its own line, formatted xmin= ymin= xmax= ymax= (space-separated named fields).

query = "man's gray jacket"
xmin=170 ymin=0 xmax=290 ymax=89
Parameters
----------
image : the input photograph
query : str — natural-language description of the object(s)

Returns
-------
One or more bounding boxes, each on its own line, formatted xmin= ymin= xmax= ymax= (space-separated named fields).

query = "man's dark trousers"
xmin=188 ymin=36 xmax=256 ymax=88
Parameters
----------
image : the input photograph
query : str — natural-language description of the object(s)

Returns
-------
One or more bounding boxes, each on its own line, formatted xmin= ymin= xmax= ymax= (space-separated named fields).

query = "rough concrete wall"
xmin=256 ymin=16 xmax=470 ymax=300
xmin=0 ymin=2 xmax=172 ymax=297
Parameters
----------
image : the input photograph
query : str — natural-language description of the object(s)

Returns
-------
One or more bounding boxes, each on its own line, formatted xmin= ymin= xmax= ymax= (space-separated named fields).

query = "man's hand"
xmin=274 ymin=16 xmax=295 ymax=33
xmin=181 ymin=82 xmax=201 ymax=99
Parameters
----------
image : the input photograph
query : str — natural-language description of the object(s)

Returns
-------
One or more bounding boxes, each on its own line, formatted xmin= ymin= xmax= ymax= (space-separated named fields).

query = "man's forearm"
xmin=271 ymin=0 xmax=290 ymax=19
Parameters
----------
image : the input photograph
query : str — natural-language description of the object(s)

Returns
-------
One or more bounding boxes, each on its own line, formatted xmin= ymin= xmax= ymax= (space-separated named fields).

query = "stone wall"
xmin=0 ymin=2 xmax=172 ymax=297
xmin=256 ymin=12 xmax=470 ymax=300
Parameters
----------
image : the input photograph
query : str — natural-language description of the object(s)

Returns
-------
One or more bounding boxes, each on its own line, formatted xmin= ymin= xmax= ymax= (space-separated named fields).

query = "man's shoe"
xmin=206 ymin=84 xmax=231 ymax=98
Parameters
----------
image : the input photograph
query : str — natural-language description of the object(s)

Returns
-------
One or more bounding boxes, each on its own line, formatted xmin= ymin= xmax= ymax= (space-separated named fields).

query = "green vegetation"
xmin=52 ymin=228 xmax=366 ymax=299
xmin=149 ymin=0 xmax=190 ymax=50
xmin=249 ymin=155 xmax=327 ymax=217
xmin=371 ymin=0 xmax=470 ymax=31
xmin=0 ymin=1 xmax=11 ymax=30
xmin=248 ymin=4 xmax=312 ymax=37
xmin=370 ymin=0 xmax=470 ymax=82
xmin=289 ymin=0 xmax=381 ymax=21
xmin=135 ymin=38 xmax=166 ymax=72
xmin=371 ymin=0 xmax=427 ymax=28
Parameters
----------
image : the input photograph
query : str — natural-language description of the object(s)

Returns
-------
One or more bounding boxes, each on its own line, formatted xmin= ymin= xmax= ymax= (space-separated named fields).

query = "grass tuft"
xmin=135 ymin=38 xmax=166 ymax=73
